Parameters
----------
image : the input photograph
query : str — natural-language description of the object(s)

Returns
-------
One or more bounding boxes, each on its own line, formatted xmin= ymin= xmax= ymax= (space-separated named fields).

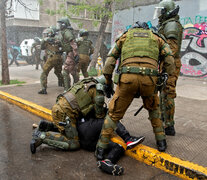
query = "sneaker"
xmin=95 ymin=147 xmax=105 ymax=160
xmin=38 ymin=89 xmax=47 ymax=94
xmin=30 ymin=129 xmax=44 ymax=154
xmin=97 ymin=159 xmax=124 ymax=176
xmin=156 ymin=139 xmax=167 ymax=152
xmin=126 ymin=136 xmax=145 ymax=150
xmin=165 ymin=126 xmax=176 ymax=136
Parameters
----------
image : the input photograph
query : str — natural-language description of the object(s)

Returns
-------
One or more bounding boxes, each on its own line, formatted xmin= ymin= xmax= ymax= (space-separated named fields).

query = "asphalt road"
xmin=0 ymin=65 xmax=180 ymax=180
xmin=2 ymin=64 xmax=207 ymax=179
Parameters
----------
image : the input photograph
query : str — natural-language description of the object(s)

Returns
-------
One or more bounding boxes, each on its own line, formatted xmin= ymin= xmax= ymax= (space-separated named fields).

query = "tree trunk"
xmin=0 ymin=0 xmax=10 ymax=85
xmin=89 ymin=2 xmax=112 ymax=69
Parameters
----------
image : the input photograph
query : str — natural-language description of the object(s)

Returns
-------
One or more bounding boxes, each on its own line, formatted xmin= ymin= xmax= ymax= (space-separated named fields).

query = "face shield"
xmin=57 ymin=22 xmax=66 ymax=30
xmin=153 ymin=7 xmax=164 ymax=20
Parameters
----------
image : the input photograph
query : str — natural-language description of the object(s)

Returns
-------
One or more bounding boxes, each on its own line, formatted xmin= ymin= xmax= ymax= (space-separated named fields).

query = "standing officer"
xmin=95 ymin=21 xmax=175 ymax=158
xmin=57 ymin=17 xmax=79 ymax=91
xmin=38 ymin=27 xmax=64 ymax=94
xmin=153 ymin=0 xmax=183 ymax=135
xmin=31 ymin=37 xmax=42 ymax=70
xmin=77 ymin=29 xmax=94 ymax=78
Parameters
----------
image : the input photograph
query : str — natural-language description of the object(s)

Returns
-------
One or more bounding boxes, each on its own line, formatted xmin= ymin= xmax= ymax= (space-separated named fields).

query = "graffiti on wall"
xmin=181 ymin=22 xmax=207 ymax=78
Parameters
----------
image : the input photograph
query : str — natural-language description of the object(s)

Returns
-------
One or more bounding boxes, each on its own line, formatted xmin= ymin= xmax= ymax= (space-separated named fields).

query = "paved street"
xmin=0 ymin=64 xmax=207 ymax=179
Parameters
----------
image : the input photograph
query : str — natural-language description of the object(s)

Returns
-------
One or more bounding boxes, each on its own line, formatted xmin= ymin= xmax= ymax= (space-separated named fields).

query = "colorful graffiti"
xmin=180 ymin=15 xmax=207 ymax=26
xmin=181 ymin=22 xmax=207 ymax=78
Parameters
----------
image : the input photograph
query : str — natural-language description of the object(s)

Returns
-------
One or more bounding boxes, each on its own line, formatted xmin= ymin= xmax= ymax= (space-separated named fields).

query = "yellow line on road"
xmin=0 ymin=90 xmax=207 ymax=180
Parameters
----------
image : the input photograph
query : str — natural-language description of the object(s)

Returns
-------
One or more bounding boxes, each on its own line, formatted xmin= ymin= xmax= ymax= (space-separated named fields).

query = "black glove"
xmin=74 ymin=55 xmax=79 ymax=64
xmin=104 ymin=84 xmax=114 ymax=98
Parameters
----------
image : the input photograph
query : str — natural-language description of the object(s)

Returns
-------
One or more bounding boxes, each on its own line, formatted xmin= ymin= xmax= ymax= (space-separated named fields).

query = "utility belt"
xmin=47 ymin=50 xmax=62 ymax=56
xmin=114 ymin=66 xmax=158 ymax=84
xmin=121 ymin=66 xmax=158 ymax=76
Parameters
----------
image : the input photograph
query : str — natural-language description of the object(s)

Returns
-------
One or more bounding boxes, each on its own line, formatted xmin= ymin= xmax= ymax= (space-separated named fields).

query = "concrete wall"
xmin=112 ymin=0 xmax=207 ymax=78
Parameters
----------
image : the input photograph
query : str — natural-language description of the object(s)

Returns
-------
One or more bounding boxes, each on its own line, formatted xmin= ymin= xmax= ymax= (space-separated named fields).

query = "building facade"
xmin=6 ymin=0 xmax=112 ymax=47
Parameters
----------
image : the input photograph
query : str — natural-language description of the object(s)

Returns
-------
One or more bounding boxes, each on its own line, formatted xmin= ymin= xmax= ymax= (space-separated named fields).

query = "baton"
xmin=134 ymin=105 xmax=144 ymax=116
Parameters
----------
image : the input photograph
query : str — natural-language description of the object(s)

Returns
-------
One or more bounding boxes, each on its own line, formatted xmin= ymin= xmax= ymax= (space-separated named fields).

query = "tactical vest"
xmin=60 ymin=78 xmax=104 ymax=117
xmin=59 ymin=29 xmax=74 ymax=53
xmin=121 ymin=28 xmax=159 ymax=62
xmin=45 ymin=39 xmax=61 ymax=55
xmin=78 ymin=40 xmax=92 ymax=55
xmin=158 ymin=16 xmax=183 ymax=57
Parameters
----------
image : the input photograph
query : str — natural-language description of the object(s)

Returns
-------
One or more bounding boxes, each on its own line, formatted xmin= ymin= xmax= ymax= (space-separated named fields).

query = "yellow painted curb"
xmin=0 ymin=90 xmax=207 ymax=180
xmin=0 ymin=90 xmax=52 ymax=121
xmin=112 ymin=137 xmax=207 ymax=180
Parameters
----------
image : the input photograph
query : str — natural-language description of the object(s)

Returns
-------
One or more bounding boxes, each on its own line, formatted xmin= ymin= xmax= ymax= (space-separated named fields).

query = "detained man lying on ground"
xmin=30 ymin=111 xmax=145 ymax=176
xmin=30 ymin=76 xmax=145 ymax=175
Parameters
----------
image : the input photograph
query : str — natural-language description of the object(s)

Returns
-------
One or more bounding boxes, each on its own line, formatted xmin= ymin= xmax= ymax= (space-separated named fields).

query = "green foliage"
xmin=42 ymin=0 xmax=124 ymax=29
xmin=38 ymin=0 xmax=43 ymax=6
xmin=0 ymin=80 xmax=26 ymax=86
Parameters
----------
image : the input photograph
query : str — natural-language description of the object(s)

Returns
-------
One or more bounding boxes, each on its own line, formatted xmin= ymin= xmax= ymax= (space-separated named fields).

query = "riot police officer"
xmin=38 ymin=27 xmax=64 ymax=94
xmin=77 ymin=29 xmax=94 ymax=78
xmin=31 ymin=37 xmax=42 ymax=70
xmin=95 ymin=21 xmax=175 ymax=158
xmin=153 ymin=0 xmax=183 ymax=136
xmin=57 ymin=17 xmax=79 ymax=91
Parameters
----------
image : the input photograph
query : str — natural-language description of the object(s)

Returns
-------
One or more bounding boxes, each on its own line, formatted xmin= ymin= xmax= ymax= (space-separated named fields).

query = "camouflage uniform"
xmin=77 ymin=35 xmax=94 ymax=78
xmin=39 ymin=37 xmax=63 ymax=91
xmin=31 ymin=40 xmax=41 ymax=70
xmin=58 ymin=25 xmax=79 ymax=91
xmin=96 ymin=23 xmax=175 ymax=152
xmin=157 ymin=3 xmax=183 ymax=133
xmin=31 ymin=77 xmax=106 ymax=151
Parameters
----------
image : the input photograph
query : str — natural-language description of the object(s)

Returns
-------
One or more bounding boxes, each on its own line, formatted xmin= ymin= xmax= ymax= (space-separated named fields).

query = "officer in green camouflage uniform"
xmin=153 ymin=0 xmax=183 ymax=136
xmin=38 ymin=28 xmax=64 ymax=94
xmin=77 ymin=29 xmax=94 ymax=78
xmin=57 ymin=17 xmax=79 ymax=91
xmin=95 ymin=21 xmax=175 ymax=158
xmin=31 ymin=37 xmax=42 ymax=70
xmin=31 ymin=76 xmax=107 ymax=152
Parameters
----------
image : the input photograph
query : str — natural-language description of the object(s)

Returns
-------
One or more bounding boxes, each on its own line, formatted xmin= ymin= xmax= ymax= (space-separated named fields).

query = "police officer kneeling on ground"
xmin=30 ymin=76 xmax=145 ymax=176
xmin=95 ymin=21 xmax=175 ymax=159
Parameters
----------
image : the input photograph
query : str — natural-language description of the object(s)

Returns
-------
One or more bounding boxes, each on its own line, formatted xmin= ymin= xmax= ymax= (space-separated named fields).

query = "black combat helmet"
xmin=79 ymin=29 xmax=89 ymax=37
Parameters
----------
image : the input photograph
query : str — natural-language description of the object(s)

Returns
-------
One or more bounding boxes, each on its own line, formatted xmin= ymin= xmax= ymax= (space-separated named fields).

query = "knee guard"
xmin=64 ymin=122 xmax=79 ymax=141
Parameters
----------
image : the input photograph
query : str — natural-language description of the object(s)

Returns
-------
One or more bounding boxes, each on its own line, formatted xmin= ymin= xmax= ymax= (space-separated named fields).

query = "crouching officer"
xmin=30 ymin=75 xmax=145 ymax=176
xmin=38 ymin=27 xmax=64 ymax=94
xmin=95 ymin=21 xmax=175 ymax=158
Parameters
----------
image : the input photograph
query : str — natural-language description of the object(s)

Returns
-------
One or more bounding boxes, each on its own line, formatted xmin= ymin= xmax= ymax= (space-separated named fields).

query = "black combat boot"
xmin=156 ymin=139 xmax=167 ymax=152
xmin=126 ymin=136 xmax=145 ymax=150
xmin=38 ymin=120 xmax=59 ymax=132
xmin=38 ymin=88 xmax=47 ymax=94
xmin=30 ymin=129 xmax=44 ymax=154
xmin=165 ymin=125 xmax=176 ymax=136
xmin=95 ymin=147 xmax=105 ymax=160
xmin=97 ymin=159 xmax=124 ymax=176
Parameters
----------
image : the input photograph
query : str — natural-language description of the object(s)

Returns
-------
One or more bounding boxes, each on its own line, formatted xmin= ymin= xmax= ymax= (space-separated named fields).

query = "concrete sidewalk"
xmin=0 ymin=70 xmax=207 ymax=179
